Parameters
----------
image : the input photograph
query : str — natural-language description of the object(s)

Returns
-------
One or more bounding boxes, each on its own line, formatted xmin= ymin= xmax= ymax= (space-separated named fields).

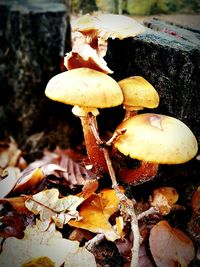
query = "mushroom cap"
xmin=118 ymin=76 xmax=159 ymax=109
xmin=114 ymin=113 xmax=198 ymax=164
xmin=45 ymin=68 xmax=123 ymax=108
xmin=72 ymin=13 xmax=145 ymax=40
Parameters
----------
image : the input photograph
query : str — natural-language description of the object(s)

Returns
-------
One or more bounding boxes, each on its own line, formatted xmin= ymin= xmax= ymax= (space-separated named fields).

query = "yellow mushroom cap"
xmin=45 ymin=68 xmax=123 ymax=108
xmin=72 ymin=13 xmax=145 ymax=40
xmin=114 ymin=113 xmax=198 ymax=164
xmin=118 ymin=76 xmax=159 ymax=110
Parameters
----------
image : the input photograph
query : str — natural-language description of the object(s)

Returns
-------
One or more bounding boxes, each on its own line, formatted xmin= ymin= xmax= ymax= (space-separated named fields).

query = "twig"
xmin=89 ymin=113 xmax=140 ymax=267
xmin=137 ymin=207 xmax=159 ymax=221
xmin=85 ymin=233 xmax=105 ymax=251
xmin=106 ymin=129 xmax=127 ymax=146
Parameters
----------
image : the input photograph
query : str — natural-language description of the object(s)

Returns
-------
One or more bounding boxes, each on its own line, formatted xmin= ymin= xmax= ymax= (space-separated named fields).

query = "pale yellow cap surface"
xmin=72 ymin=14 xmax=145 ymax=40
xmin=45 ymin=68 xmax=123 ymax=108
xmin=114 ymin=113 xmax=198 ymax=164
xmin=118 ymin=76 xmax=159 ymax=109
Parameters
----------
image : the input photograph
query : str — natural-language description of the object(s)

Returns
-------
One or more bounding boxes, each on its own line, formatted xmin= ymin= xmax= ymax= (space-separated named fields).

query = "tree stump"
xmin=105 ymin=18 xmax=200 ymax=147
xmin=0 ymin=0 xmax=80 ymax=156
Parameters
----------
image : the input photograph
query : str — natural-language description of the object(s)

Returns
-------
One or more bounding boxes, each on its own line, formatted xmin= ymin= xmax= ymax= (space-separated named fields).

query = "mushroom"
xmin=118 ymin=76 xmax=159 ymax=120
xmin=45 ymin=67 xmax=123 ymax=176
xmin=64 ymin=42 xmax=113 ymax=74
xmin=65 ymin=14 xmax=146 ymax=74
xmin=113 ymin=113 xmax=198 ymax=184
xmin=72 ymin=13 xmax=146 ymax=44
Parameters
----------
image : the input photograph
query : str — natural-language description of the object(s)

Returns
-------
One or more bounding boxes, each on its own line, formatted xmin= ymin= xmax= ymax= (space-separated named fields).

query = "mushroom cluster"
xmin=44 ymin=13 xmax=198 ymax=267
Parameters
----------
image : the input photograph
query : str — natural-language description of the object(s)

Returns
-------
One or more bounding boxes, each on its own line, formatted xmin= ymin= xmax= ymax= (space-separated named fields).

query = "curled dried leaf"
xmin=0 ymin=167 xmax=21 ymax=198
xmin=13 ymin=168 xmax=44 ymax=194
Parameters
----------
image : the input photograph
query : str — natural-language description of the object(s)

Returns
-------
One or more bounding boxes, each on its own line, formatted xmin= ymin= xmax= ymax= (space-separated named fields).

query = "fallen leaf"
xmin=0 ymin=138 xmax=22 ymax=168
xmin=0 ymin=166 xmax=21 ymax=198
xmin=150 ymin=187 xmax=179 ymax=215
xmin=0 ymin=211 xmax=26 ymax=239
xmin=22 ymin=256 xmax=55 ymax=267
xmin=149 ymin=220 xmax=195 ymax=267
xmin=138 ymin=244 xmax=154 ymax=267
xmin=27 ymin=148 xmax=95 ymax=187
xmin=0 ymin=223 xmax=80 ymax=267
xmin=25 ymin=189 xmax=84 ymax=227
xmin=0 ymin=196 xmax=29 ymax=214
xmin=69 ymin=188 xmax=124 ymax=241
xmin=64 ymin=246 xmax=96 ymax=267
xmin=13 ymin=167 xmax=44 ymax=194
xmin=79 ymin=179 xmax=99 ymax=199
xmin=68 ymin=228 xmax=93 ymax=242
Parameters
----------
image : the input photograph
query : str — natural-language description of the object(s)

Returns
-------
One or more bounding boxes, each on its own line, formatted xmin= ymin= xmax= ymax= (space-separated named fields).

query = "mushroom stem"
xmin=79 ymin=114 xmax=108 ymax=176
xmin=89 ymin=116 xmax=140 ymax=267
xmin=119 ymin=161 xmax=159 ymax=184
xmin=123 ymin=110 xmax=138 ymax=121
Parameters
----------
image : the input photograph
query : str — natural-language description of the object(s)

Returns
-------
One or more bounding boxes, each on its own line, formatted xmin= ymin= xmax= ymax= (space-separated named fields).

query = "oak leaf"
xmin=69 ymin=188 xmax=124 ymax=241
xmin=149 ymin=220 xmax=195 ymax=267
xmin=25 ymin=189 xmax=84 ymax=228
xmin=0 ymin=223 xmax=84 ymax=267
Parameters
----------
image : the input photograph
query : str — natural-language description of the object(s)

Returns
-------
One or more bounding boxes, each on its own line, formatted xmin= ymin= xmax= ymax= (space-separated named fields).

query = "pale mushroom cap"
xmin=45 ymin=68 xmax=123 ymax=108
xmin=72 ymin=13 xmax=145 ymax=40
xmin=118 ymin=76 xmax=159 ymax=109
xmin=114 ymin=113 xmax=198 ymax=164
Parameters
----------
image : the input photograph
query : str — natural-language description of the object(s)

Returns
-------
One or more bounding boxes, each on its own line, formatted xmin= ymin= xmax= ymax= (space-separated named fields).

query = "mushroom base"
xmin=118 ymin=161 xmax=159 ymax=185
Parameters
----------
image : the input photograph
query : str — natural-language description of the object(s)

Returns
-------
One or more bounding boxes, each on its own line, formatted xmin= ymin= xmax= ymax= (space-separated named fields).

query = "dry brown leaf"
xmin=78 ymin=179 xmax=99 ymax=199
xmin=138 ymin=244 xmax=154 ymax=267
xmin=150 ymin=187 xmax=179 ymax=215
xmin=69 ymin=188 xmax=124 ymax=241
xmin=0 ymin=166 xmax=21 ymax=198
xmin=0 ymin=223 xmax=80 ymax=267
xmin=25 ymin=189 xmax=84 ymax=228
xmin=13 ymin=167 xmax=44 ymax=194
xmin=191 ymin=186 xmax=200 ymax=212
xmin=149 ymin=220 xmax=195 ymax=267
xmin=0 ymin=138 xmax=22 ymax=168
xmin=0 ymin=211 xmax=26 ymax=239
xmin=27 ymin=148 xmax=94 ymax=186
xmin=0 ymin=196 xmax=30 ymax=214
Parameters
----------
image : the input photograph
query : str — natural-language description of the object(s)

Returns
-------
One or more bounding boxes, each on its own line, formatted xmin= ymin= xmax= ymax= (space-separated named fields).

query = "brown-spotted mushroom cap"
xmin=45 ymin=68 xmax=123 ymax=111
xmin=72 ymin=13 xmax=145 ymax=40
xmin=114 ymin=113 xmax=198 ymax=164
xmin=118 ymin=76 xmax=159 ymax=111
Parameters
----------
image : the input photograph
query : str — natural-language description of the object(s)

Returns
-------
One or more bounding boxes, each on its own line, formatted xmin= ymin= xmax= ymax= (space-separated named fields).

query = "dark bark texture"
xmin=0 ymin=0 xmax=82 ymax=156
xmin=105 ymin=18 xmax=200 ymax=148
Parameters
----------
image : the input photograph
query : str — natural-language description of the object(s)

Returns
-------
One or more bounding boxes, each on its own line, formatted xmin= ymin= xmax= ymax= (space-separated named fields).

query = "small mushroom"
xmin=113 ymin=113 xmax=198 ymax=184
xmin=118 ymin=76 xmax=159 ymax=120
xmin=45 ymin=68 xmax=123 ymax=176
